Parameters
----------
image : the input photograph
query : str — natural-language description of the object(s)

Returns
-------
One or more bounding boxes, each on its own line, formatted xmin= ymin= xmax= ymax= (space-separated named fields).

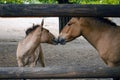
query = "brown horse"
xmin=58 ymin=17 xmax=120 ymax=67
xmin=16 ymin=19 xmax=57 ymax=67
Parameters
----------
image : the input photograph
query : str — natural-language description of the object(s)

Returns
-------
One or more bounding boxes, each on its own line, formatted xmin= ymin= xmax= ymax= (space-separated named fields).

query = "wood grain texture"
xmin=0 ymin=66 xmax=119 ymax=79
xmin=0 ymin=4 xmax=120 ymax=17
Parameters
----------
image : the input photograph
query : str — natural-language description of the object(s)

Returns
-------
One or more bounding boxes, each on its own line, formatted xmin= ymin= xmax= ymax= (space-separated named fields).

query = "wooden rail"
xmin=0 ymin=66 xmax=120 ymax=79
xmin=0 ymin=4 xmax=120 ymax=17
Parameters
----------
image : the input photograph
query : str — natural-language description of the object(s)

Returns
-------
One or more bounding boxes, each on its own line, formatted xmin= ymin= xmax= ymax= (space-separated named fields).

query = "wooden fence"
xmin=0 ymin=66 xmax=120 ymax=79
xmin=0 ymin=4 xmax=120 ymax=17
xmin=0 ymin=4 xmax=120 ymax=80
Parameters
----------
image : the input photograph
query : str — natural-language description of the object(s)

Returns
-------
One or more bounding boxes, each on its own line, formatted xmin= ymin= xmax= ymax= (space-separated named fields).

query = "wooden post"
xmin=57 ymin=0 xmax=71 ymax=32
xmin=57 ymin=0 xmax=69 ymax=4
xmin=113 ymin=78 xmax=120 ymax=80
xmin=59 ymin=16 xmax=71 ymax=32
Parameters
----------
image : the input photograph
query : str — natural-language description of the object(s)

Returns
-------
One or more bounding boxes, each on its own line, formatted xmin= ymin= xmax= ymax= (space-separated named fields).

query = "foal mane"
xmin=26 ymin=24 xmax=39 ymax=36
xmin=94 ymin=17 xmax=117 ymax=26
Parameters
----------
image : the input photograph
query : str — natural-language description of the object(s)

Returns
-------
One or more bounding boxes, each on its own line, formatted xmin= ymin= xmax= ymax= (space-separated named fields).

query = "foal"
xmin=16 ymin=20 xmax=57 ymax=67
xmin=58 ymin=17 xmax=120 ymax=67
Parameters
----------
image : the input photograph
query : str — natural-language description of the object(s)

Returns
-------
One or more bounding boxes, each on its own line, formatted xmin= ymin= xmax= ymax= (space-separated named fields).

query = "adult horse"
xmin=16 ymin=19 xmax=57 ymax=67
xmin=58 ymin=17 xmax=120 ymax=67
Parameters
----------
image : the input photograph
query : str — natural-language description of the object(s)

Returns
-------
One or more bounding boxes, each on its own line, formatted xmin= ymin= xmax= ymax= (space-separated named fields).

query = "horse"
xmin=58 ymin=17 xmax=120 ymax=67
xmin=16 ymin=19 xmax=57 ymax=67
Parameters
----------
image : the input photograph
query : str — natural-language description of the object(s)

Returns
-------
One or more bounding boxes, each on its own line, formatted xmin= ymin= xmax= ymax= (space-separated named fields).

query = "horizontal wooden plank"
xmin=0 ymin=4 xmax=120 ymax=17
xmin=0 ymin=66 xmax=120 ymax=79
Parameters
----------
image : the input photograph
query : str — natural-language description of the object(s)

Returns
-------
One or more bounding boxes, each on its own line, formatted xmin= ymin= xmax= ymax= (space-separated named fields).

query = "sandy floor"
xmin=0 ymin=17 xmax=106 ymax=67
xmin=0 ymin=38 xmax=106 ymax=67
xmin=0 ymin=17 xmax=119 ymax=80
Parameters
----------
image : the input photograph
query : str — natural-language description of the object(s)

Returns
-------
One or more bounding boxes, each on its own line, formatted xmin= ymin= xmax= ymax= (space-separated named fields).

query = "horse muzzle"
xmin=52 ymin=38 xmax=58 ymax=45
xmin=58 ymin=37 xmax=66 ymax=45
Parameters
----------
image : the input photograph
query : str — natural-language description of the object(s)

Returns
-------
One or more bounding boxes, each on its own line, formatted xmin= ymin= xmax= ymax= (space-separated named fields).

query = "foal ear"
xmin=41 ymin=19 xmax=44 ymax=28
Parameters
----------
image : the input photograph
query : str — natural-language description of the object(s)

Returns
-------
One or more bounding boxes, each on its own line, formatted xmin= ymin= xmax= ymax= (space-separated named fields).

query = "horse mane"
xmin=94 ymin=17 xmax=117 ymax=26
xmin=77 ymin=17 xmax=117 ymax=26
xmin=25 ymin=24 xmax=40 ymax=36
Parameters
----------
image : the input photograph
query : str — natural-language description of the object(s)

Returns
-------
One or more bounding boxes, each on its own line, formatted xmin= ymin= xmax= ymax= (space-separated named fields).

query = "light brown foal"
xmin=16 ymin=20 xmax=57 ymax=67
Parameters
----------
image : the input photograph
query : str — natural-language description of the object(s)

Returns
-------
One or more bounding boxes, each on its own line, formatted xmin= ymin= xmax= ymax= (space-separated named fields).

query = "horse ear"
xmin=41 ymin=19 xmax=44 ymax=28
xmin=33 ymin=23 xmax=35 ymax=26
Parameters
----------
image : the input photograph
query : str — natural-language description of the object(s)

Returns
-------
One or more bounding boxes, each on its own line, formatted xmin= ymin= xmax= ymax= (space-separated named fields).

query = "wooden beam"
xmin=0 ymin=4 xmax=120 ymax=17
xmin=0 ymin=66 xmax=120 ymax=79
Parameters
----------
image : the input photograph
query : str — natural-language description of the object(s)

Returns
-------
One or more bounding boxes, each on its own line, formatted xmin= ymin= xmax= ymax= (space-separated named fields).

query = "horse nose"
xmin=52 ymin=38 xmax=58 ymax=45
xmin=58 ymin=37 xmax=66 ymax=45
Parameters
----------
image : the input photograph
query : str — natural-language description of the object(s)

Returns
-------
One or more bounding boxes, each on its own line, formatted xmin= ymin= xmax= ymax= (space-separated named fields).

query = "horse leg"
xmin=107 ymin=61 xmax=120 ymax=67
xmin=100 ymin=54 xmax=120 ymax=67
xmin=29 ymin=61 xmax=36 ymax=67
xmin=100 ymin=56 xmax=108 ymax=66
xmin=39 ymin=52 xmax=45 ymax=67
xmin=17 ymin=57 xmax=24 ymax=67
xmin=101 ymin=58 xmax=116 ymax=67
xmin=38 ymin=45 xmax=45 ymax=67
xmin=28 ymin=55 xmax=37 ymax=67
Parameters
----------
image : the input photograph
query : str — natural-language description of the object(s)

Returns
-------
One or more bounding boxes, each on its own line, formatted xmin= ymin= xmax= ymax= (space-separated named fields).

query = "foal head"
xmin=26 ymin=19 xmax=58 ymax=45
xmin=58 ymin=17 xmax=82 ymax=44
xmin=40 ymin=28 xmax=58 ymax=44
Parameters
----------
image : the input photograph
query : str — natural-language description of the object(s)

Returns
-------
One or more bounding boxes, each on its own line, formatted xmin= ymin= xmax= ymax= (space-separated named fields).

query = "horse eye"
xmin=68 ymin=23 xmax=72 ymax=26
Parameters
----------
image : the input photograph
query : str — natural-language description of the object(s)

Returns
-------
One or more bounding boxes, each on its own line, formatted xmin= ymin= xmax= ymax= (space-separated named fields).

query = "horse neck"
xmin=24 ymin=31 xmax=41 ymax=51
xmin=81 ymin=18 xmax=110 ymax=50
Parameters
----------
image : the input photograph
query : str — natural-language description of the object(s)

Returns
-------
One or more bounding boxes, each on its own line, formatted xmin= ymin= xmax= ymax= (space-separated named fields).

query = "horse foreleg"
xmin=107 ymin=61 xmax=120 ymax=67
xmin=29 ymin=61 xmax=36 ymax=67
xmin=38 ymin=45 xmax=45 ymax=67
xmin=39 ymin=52 xmax=45 ymax=67
xmin=17 ymin=57 xmax=24 ymax=67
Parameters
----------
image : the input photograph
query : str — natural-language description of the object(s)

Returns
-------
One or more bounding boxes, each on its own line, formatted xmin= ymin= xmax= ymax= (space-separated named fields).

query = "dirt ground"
xmin=0 ymin=38 xmax=112 ymax=80
xmin=0 ymin=38 xmax=106 ymax=67
xmin=0 ymin=17 xmax=119 ymax=80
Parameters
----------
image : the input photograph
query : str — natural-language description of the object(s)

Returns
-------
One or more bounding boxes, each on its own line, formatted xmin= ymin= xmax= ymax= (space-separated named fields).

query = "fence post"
xmin=113 ymin=78 xmax=120 ymax=80
xmin=57 ymin=0 xmax=71 ymax=32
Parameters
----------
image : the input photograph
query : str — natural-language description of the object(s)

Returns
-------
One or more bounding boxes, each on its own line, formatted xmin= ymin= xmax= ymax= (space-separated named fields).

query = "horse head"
xmin=58 ymin=17 xmax=82 ymax=45
xmin=40 ymin=20 xmax=58 ymax=45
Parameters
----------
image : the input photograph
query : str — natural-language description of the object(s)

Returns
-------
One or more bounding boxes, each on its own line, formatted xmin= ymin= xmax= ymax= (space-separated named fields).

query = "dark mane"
xmin=26 ymin=24 xmax=39 ymax=36
xmin=94 ymin=17 xmax=117 ymax=26
xmin=77 ymin=17 xmax=117 ymax=26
